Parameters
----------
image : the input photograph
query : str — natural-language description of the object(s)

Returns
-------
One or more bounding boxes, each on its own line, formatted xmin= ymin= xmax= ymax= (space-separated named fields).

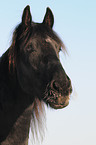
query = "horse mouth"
xmin=44 ymin=89 xmax=71 ymax=109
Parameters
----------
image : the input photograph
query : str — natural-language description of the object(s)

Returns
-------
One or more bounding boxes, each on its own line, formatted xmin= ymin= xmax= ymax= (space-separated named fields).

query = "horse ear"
xmin=43 ymin=7 xmax=54 ymax=28
xmin=22 ymin=5 xmax=32 ymax=26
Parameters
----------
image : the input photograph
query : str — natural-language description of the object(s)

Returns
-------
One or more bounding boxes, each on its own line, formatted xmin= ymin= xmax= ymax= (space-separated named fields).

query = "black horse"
xmin=0 ymin=5 xmax=72 ymax=145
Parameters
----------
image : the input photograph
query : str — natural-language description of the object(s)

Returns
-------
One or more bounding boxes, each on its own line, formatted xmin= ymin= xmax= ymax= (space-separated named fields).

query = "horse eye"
xmin=59 ymin=47 xmax=61 ymax=51
xmin=26 ymin=44 xmax=35 ymax=52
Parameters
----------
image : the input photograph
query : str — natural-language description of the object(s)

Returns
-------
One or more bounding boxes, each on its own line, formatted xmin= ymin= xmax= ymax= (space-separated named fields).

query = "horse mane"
xmin=8 ymin=23 xmax=31 ymax=72
xmin=30 ymin=98 xmax=46 ymax=143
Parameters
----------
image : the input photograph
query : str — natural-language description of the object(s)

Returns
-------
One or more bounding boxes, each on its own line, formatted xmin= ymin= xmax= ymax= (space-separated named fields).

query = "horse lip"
xmin=49 ymin=99 xmax=69 ymax=109
xmin=44 ymin=89 xmax=70 ymax=109
xmin=54 ymin=95 xmax=70 ymax=109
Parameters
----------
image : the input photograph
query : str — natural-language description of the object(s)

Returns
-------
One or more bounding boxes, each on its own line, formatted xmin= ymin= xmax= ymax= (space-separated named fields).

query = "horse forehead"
xmin=45 ymin=36 xmax=55 ymax=45
xmin=45 ymin=36 xmax=60 ymax=54
xmin=45 ymin=36 xmax=60 ymax=46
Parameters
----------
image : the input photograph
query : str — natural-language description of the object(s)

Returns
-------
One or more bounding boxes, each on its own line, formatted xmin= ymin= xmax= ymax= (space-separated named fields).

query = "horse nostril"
xmin=52 ymin=81 xmax=60 ymax=92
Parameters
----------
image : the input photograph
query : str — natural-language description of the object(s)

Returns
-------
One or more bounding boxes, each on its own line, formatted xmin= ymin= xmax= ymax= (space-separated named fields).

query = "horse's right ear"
xmin=22 ymin=5 xmax=32 ymax=26
xmin=43 ymin=7 xmax=54 ymax=28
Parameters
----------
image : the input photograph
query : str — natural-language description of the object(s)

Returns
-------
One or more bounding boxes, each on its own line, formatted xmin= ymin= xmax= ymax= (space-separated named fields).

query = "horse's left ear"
xmin=43 ymin=7 xmax=54 ymax=28
xmin=22 ymin=5 xmax=32 ymax=26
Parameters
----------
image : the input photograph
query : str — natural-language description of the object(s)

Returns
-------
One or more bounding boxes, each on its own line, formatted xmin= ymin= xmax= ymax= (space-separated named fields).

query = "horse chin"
xmin=48 ymin=97 xmax=70 ymax=109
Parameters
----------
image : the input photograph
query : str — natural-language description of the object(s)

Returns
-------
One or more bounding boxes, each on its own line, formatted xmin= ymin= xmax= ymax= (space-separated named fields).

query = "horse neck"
xmin=0 ymin=49 xmax=18 ymax=103
xmin=0 ymin=49 xmax=33 ymax=104
xmin=0 ymin=49 xmax=34 ymax=144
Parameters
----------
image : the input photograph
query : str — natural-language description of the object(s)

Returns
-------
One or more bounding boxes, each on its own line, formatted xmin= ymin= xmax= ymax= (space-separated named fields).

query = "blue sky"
xmin=0 ymin=0 xmax=96 ymax=145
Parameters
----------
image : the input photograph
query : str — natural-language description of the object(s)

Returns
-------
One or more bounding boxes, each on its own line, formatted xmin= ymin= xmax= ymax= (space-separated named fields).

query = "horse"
xmin=0 ymin=5 xmax=72 ymax=145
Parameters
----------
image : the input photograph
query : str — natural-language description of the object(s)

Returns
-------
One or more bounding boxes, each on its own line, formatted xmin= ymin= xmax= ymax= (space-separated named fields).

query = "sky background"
xmin=0 ymin=0 xmax=96 ymax=145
